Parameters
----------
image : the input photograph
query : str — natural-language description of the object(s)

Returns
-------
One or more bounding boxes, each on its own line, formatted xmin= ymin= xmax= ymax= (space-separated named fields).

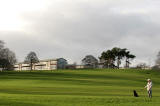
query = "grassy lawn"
xmin=0 ymin=69 xmax=160 ymax=106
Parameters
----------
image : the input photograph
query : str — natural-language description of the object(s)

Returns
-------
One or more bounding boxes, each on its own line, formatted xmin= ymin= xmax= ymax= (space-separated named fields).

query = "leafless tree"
xmin=82 ymin=55 xmax=98 ymax=68
xmin=156 ymin=51 xmax=160 ymax=66
xmin=24 ymin=51 xmax=39 ymax=70
xmin=0 ymin=40 xmax=17 ymax=70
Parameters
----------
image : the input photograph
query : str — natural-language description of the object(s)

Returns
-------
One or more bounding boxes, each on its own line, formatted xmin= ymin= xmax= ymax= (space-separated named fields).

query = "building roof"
xmin=14 ymin=58 xmax=66 ymax=65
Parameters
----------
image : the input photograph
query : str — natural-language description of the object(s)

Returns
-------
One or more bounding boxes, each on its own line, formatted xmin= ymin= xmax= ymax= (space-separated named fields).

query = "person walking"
xmin=145 ymin=79 xmax=152 ymax=98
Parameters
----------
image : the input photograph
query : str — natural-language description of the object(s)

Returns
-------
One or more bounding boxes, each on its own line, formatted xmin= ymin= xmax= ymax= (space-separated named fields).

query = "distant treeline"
xmin=82 ymin=47 xmax=136 ymax=69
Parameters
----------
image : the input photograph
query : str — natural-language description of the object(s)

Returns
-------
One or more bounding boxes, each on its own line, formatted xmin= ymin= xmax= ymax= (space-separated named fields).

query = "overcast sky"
xmin=0 ymin=0 xmax=160 ymax=66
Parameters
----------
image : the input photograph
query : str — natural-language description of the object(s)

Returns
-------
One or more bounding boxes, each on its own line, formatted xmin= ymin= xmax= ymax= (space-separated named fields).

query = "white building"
xmin=14 ymin=58 xmax=67 ymax=71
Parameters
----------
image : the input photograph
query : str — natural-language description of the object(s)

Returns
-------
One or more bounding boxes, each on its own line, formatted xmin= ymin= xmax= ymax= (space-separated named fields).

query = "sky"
xmin=0 ymin=0 xmax=160 ymax=66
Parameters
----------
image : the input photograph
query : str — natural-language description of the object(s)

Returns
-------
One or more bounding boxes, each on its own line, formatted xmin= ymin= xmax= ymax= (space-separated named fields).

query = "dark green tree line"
xmin=99 ymin=47 xmax=135 ymax=69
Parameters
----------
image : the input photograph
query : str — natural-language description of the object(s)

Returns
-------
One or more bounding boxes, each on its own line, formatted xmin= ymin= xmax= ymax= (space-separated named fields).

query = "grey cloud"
xmin=1 ymin=0 xmax=160 ymax=65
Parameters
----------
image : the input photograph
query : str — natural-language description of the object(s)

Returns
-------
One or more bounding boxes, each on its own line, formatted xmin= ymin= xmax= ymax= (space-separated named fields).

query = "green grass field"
xmin=0 ymin=69 xmax=160 ymax=106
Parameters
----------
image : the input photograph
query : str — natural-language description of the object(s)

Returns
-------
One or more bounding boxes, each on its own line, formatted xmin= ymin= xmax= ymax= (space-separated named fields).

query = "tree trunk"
xmin=125 ymin=58 xmax=128 ymax=68
xmin=30 ymin=59 xmax=33 ymax=71
xmin=128 ymin=59 xmax=130 ymax=68
xmin=125 ymin=58 xmax=129 ymax=68
xmin=117 ymin=59 xmax=120 ymax=69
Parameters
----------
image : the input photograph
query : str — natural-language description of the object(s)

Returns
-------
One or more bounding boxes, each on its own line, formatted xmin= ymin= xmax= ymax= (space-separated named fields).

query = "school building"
xmin=14 ymin=58 xmax=67 ymax=71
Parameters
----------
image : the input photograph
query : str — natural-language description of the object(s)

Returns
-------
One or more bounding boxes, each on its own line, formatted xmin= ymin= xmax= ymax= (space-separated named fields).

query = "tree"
xmin=0 ymin=40 xmax=5 ymax=58
xmin=82 ymin=55 xmax=98 ymax=68
xmin=99 ymin=47 xmax=136 ymax=69
xmin=156 ymin=51 xmax=160 ymax=66
xmin=99 ymin=50 xmax=116 ymax=68
xmin=112 ymin=47 xmax=127 ymax=69
xmin=24 ymin=51 xmax=39 ymax=70
xmin=125 ymin=51 xmax=136 ymax=68
xmin=0 ymin=40 xmax=17 ymax=70
xmin=0 ymin=40 xmax=4 ymax=49
xmin=153 ymin=51 xmax=160 ymax=70
xmin=1 ymin=48 xmax=16 ymax=70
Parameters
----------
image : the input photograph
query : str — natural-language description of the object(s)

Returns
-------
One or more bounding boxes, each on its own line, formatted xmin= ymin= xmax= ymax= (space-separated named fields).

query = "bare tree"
xmin=0 ymin=40 xmax=4 ymax=58
xmin=82 ymin=55 xmax=98 ymax=68
xmin=156 ymin=51 xmax=160 ymax=66
xmin=0 ymin=40 xmax=4 ymax=48
xmin=152 ymin=51 xmax=160 ymax=70
xmin=0 ymin=40 xmax=17 ymax=70
xmin=24 ymin=51 xmax=39 ymax=71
